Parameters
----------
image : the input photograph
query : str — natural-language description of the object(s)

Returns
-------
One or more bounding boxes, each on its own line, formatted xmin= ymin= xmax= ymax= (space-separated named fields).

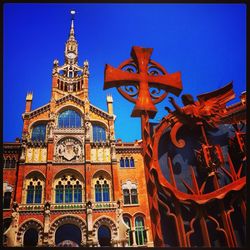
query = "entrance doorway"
xmin=98 ymin=225 xmax=111 ymax=246
xmin=55 ymin=224 xmax=81 ymax=247
xmin=23 ymin=228 xmax=38 ymax=246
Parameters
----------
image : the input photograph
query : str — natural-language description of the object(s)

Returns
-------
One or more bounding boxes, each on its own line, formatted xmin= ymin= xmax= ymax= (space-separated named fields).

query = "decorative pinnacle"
xmin=107 ymin=94 xmax=113 ymax=103
xmin=69 ymin=10 xmax=76 ymax=40
xmin=26 ymin=92 xmax=33 ymax=101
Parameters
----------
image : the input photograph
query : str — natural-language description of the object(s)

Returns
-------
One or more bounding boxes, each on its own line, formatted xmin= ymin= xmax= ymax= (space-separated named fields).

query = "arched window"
xmin=123 ymin=216 xmax=133 ymax=246
xmin=24 ymin=174 xmax=44 ymax=204
xmin=125 ymin=157 xmax=129 ymax=168
xmin=102 ymin=181 xmax=110 ymax=202
xmin=74 ymin=182 xmax=82 ymax=202
xmin=130 ymin=157 xmax=135 ymax=167
xmin=122 ymin=181 xmax=139 ymax=205
xmin=65 ymin=182 xmax=73 ymax=203
xmin=54 ymin=174 xmax=83 ymax=203
xmin=58 ymin=110 xmax=81 ymax=128
xmin=94 ymin=176 xmax=111 ymax=202
xmin=31 ymin=124 xmax=46 ymax=142
xmin=94 ymin=181 xmax=110 ymax=202
xmin=120 ymin=157 xmax=135 ymax=168
xmin=27 ymin=182 xmax=42 ymax=204
xmin=120 ymin=157 xmax=125 ymax=168
xmin=55 ymin=182 xmax=64 ymax=203
xmin=95 ymin=182 xmax=102 ymax=202
xmin=3 ymin=192 xmax=12 ymax=209
xmin=135 ymin=216 xmax=147 ymax=245
xmin=26 ymin=182 xmax=35 ymax=203
xmin=34 ymin=182 xmax=42 ymax=203
xmin=93 ymin=124 xmax=106 ymax=142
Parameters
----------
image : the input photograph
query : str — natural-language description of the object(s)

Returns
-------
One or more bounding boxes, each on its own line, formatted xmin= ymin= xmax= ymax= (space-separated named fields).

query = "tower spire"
xmin=69 ymin=10 xmax=76 ymax=40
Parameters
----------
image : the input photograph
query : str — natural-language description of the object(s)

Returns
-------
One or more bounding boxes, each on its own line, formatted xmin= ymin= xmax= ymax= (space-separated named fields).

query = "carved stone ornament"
xmin=85 ymin=121 xmax=91 ymax=140
xmin=55 ymin=137 xmax=83 ymax=162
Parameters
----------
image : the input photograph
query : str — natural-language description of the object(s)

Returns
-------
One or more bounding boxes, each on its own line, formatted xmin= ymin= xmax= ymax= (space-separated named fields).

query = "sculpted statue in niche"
xmin=85 ymin=121 xmax=91 ymax=140
xmin=56 ymin=138 xmax=84 ymax=162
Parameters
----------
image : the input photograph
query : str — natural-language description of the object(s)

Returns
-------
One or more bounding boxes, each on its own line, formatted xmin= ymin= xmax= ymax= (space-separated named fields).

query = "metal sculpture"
xmin=104 ymin=46 xmax=246 ymax=247
xmin=104 ymin=46 xmax=182 ymax=246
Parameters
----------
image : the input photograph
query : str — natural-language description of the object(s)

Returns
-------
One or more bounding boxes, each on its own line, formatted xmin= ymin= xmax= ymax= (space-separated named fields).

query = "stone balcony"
xmin=18 ymin=202 xmax=118 ymax=212
xmin=92 ymin=201 xmax=117 ymax=210
xmin=53 ymin=127 xmax=85 ymax=134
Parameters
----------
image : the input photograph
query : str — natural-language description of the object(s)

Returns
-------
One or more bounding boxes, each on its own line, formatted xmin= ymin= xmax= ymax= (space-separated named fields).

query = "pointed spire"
xmin=69 ymin=10 xmax=76 ymax=40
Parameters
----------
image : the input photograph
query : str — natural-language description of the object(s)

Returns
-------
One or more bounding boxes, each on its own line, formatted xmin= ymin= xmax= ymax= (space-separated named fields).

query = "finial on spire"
xmin=69 ymin=10 xmax=76 ymax=40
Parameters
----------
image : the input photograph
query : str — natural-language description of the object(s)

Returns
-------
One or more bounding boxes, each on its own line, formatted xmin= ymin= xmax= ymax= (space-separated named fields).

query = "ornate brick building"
xmin=3 ymin=13 xmax=153 ymax=247
xmin=3 ymin=12 xmax=246 ymax=248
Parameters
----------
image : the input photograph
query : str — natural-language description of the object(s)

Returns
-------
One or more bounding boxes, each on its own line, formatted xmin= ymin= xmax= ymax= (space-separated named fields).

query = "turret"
xmin=25 ymin=92 xmax=33 ymax=113
xmin=50 ymin=10 xmax=90 ymax=100
xmin=107 ymin=94 xmax=114 ymax=115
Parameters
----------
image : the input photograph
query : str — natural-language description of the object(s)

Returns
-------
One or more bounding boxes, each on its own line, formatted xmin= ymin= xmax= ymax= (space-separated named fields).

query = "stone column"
xmin=132 ymin=228 xmax=137 ymax=246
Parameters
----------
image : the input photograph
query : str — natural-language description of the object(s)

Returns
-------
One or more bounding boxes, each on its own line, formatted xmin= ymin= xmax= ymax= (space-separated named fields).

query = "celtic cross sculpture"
xmin=104 ymin=46 xmax=182 ymax=118
xmin=104 ymin=46 xmax=183 ymax=246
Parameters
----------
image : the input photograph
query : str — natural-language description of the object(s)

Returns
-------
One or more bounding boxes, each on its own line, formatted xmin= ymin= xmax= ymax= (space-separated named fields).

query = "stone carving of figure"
xmin=20 ymin=144 xmax=26 ymax=161
xmin=48 ymin=121 xmax=55 ymax=139
xmin=111 ymin=143 xmax=116 ymax=160
xmin=57 ymin=143 xmax=65 ymax=158
xmin=52 ymin=59 xmax=59 ymax=74
xmin=85 ymin=122 xmax=91 ymax=140
xmin=73 ymin=143 xmax=81 ymax=160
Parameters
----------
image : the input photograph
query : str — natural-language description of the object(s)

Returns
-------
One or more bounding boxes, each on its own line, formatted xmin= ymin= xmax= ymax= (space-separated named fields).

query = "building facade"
xmin=3 ymin=12 xmax=246 ymax=248
xmin=3 ymin=14 xmax=153 ymax=247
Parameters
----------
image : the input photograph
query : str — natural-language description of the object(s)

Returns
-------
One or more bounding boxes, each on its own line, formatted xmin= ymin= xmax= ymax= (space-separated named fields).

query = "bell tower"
xmin=65 ymin=10 xmax=78 ymax=65
xmin=51 ymin=10 xmax=89 ymax=101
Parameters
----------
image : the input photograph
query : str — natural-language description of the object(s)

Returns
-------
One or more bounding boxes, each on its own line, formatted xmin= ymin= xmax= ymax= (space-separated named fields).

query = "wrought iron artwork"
xmin=104 ymin=46 xmax=246 ymax=247
xmin=104 ymin=46 xmax=182 ymax=118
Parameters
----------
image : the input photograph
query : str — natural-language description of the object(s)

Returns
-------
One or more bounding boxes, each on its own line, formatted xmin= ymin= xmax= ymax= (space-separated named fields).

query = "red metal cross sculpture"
xmin=104 ymin=46 xmax=183 ymax=118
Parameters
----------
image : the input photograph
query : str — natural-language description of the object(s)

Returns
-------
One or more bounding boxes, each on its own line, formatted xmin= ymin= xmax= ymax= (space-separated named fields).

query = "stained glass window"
xmin=65 ymin=183 xmax=73 ymax=203
xmin=95 ymin=182 xmax=102 ymax=202
xmin=102 ymin=181 xmax=110 ymax=202
xmin=55 ymin=177 xmax=83 ymax=203
xmin=125 ymin=157 xmax=129 ymax=168
xmin=120 ymin=157 xmax=125 ymax=167
xmin=31 ymin=124 xmax=46 ymax=141
xmin=120 ymin=157 xmax=135 ymax=168
xmin=74 ymin=183 xmax=82 ymax=202
xmin=93 ymin=124 xmax=106 ymax=142
xmin=55 ymin=183 xmax=64 ymax=203
xmin=135 ymin=217 xmax=146 ymax=245
xmin=34 ymin=183 xmax=42 ymax=203
xmin=130 ymin=157 xmax=135 ymax=167
xmin=26 ymin=183 xmax=34 ymax=203
xmin=58 ymin=110 xmax=81 ymax=128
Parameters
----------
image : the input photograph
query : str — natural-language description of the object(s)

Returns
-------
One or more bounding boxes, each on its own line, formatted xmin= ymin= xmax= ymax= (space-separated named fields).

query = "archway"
xmin=23 ymin=228 xmax=38 ymax=247
xmin=55 ymin=224 xmax=81 ymax=247
xmin=98 ymin=225 xmax=111 ymax=247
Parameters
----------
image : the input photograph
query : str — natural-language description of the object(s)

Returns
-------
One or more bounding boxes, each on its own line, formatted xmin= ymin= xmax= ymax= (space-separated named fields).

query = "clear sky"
xmin=3 ymin=3 xmax=246 ymax=142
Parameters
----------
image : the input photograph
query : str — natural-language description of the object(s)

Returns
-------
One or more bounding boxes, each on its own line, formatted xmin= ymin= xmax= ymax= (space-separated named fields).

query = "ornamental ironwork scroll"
xmin=104 ymin=46 xmax=246 ymax=247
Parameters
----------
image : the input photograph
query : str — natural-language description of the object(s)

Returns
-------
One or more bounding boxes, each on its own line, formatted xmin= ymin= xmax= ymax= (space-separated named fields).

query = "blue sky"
xmin=3 ymin=3 xmax=246 ymax=142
